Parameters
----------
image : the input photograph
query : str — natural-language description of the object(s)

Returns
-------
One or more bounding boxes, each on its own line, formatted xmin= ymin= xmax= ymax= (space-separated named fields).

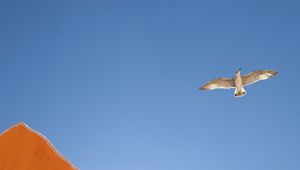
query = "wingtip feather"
xmin=199 ymin=86 xmax=206 ymax=90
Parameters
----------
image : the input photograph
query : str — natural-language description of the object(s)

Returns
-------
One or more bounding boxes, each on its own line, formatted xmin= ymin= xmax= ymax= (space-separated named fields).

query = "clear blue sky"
xmin=1 ymin=0 xmax=300 ymax=169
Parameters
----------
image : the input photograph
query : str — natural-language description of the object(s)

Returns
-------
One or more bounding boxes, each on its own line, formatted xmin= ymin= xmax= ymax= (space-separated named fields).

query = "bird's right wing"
xmin=242 ymin=70 xmax=278 ymax=86
xmin=199 ymin=78 xmax=235 ymax=90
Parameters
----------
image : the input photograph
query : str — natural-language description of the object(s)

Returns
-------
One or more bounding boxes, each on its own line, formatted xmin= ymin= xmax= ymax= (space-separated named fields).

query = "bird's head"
xmin=236 ymin=68 xmax=242 ymax=75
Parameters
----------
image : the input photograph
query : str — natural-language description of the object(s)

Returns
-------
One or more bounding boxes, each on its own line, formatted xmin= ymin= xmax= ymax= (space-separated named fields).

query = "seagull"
xmin=199 ymin=68 xmax=278 ymax=97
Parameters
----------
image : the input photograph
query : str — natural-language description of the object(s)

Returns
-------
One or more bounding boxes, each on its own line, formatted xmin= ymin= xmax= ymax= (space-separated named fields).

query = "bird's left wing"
xmin=242 ymin=70 xmax=278 ymax=86
xmin=199 ymin=78 xmax=235 ymax=90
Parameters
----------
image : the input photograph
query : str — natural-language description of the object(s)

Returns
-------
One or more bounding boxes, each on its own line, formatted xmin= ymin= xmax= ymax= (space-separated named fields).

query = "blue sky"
xmin=1 ymin=0 xmax=300 ymax=169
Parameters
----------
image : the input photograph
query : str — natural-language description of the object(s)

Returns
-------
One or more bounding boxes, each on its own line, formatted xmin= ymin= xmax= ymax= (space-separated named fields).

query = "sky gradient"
xmin=1 ymin=0 xmax=300 ymax=170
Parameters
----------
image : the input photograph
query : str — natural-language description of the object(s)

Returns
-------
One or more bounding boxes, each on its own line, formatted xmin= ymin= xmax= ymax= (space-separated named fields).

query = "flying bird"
xmin=199 ymin=69 xmax=278 ymax=97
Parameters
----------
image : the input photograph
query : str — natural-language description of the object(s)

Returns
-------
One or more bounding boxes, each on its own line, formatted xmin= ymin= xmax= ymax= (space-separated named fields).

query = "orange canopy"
xmin=0 ymin=123 xmax=77 ymax=170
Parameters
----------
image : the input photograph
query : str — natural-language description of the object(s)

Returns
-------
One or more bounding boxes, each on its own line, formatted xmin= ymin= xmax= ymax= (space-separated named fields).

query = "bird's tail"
xmin=234 ymin=87 xmax=246 ymax=97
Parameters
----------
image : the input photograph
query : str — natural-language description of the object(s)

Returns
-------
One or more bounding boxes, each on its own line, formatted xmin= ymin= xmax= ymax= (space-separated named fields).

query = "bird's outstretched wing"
xmin=199 ymin=78 xmax=235 ymax=90
xmin=242 ymin=70 xmax=278 ymax=86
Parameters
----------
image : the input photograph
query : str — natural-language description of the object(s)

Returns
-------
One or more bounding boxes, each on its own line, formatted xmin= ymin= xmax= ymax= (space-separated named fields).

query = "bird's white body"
xmin=234 ymin=70 xmax=246 ymax=97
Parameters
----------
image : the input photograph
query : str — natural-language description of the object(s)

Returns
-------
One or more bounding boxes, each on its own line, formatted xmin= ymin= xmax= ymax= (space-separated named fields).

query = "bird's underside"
xmin=199 ymin=70 xmax=278 ymax=97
